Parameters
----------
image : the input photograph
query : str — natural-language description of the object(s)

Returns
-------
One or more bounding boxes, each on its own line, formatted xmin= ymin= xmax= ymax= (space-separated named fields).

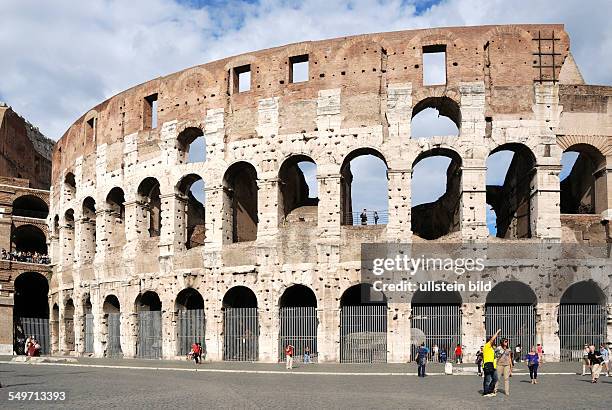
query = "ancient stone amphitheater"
xmin=48 ymin=24 xmax=612 ymax=363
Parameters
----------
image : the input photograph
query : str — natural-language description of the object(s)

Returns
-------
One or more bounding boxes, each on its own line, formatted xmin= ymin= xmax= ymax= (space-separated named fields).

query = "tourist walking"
xmin=482 ymin=329 xmax=501 ymax=397
xmin=514 ymin=344 xmax=521 ymax=364
xmin=191 ymin=342 xmax=200 ymax=364
xmin=496 ymin=338 xmax=513 ymax=395
xmin=525 ymin=346 xmax=539 ymax=384
xmin=536 ymin=343 xmax=543 ymax=362
xmin=475 ymin=346 xmax=483 ymax=377
xmin=600 ymin=344 xmax=610 ymax=376
xmin=581 ymin=344 xmax=591 ymax=375
xmin=416 ymin=343 xmax=429 ymax=377
xmin=304 ymin=346 xmax=311 ymax=364
xmin=454 ymin=344 xmax=463 ymax=364
xmin=285 ymin=344 xmax=294 ymax=369
xmin=588 ymin=344 xmax=603 ymax=383
xmin=432 ymin=344 xmax=439 ymax=362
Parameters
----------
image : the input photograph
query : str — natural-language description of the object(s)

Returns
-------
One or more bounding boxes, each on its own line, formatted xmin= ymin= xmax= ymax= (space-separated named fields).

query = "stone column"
xmin=258 ymin=299 xmax=276 ymax=362
xmin=73 ymin=299 xmax=85 ymax=356
xmin=58 ymin=301 xmax=67 ymax=354
xmin=159 ymin=193 xmax=186 ymax=258
xmin=121 ymin=311 xmax=138 ymax=359
xmin=462 ymin=302 xmax=486 ymax=362
xmin=204 ymin=296 xmax=223 ymax=361
xmin=388 ymin=303 xmax=411 ymax=362
xmin=316 ymin=172 xmax=341 ymax=265
xmin=386 ymin=169 xmax=412 ymax=242
xmin=59 ymin=221 xmax=75 ymax=267
xmin=533 ymin=162 xmax=562 ymax=240
xmin=162 ymin=308 xmax=177 ymax=359
xmin=318 ymin=306 xmax=340 ymax=363
xmin=461 ymin=162 xmax=489 ymax=240
xmin=92 ymin=298 xmax=105 ymax=358
xmin=536 ymin=302 xmax=560 ymax=362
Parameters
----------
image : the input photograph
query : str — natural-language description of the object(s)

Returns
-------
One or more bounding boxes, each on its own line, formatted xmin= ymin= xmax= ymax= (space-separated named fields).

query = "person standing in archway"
xmin=482 ymin=329 xmax=501 ymax=397
xmin=285 ymin=344 xmax=294 ymax=370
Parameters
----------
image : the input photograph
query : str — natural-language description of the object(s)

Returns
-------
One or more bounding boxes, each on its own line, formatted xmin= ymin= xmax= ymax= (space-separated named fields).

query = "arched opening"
xmin=177 ymin=127 xmax=206 ymax=164
xmin=11 ymin=224 xmax=47 ymax=256
xmin=137 ymin=178 xmax=162 ymax=238
xmin=176 ymin=288 xmax=205 ymax=356
xmin=63 ymin=299 xmax=75 ymax=353
xmin=411 ymin=97 xmax=460 ymax=138
xmin=103 ymin=295 xmax=122 ymax=358
xmin=560 ymin=144 xmax=607 ymax=215
xmin=223 ymin=162 xmax=258 ymax=243
xmin=135 ymin=291 xmax=162 ymax=359
xmin=278 ymin=285 xmax=318 ymax=363
xmin=340 ymin=149 xmax=388 ymax=226
xmin=176 ymin=174 xmax=205 ymax=249
xmin=222 ymin=286 xmax=258 ymax=361
xmin=81 ymin=197 xmax=96 ymax=262
xmin=558 ymin=280 xmax=607 ymax=361
xmin=105 ymin=187 xmax=125 ymax=248
xmin=64 ymin=172 xmax=76 ymax=200
xmin=278 ymin=155 xmax=318 ymax=225
xmin=12 ymin=195 xmax=49 ymax=219
xmin=62 ymin=209 xmax=75 ymax=264
xmin=486 ymin=144 xmax=536 ymax=238
xmin=340 ymin=283 xmax=387 ymax=363
xmin=83 ymin=295 xmax=94 ymax=354
xmin=411 ymin=148 xmax=462 ymax=239
xmin=485 ymin=281 xmax=537 ymax=351
xmin=410 ymin=284 xmax=462 ymax=362
xmin=13 ymin=271 xmax=50 ymax=354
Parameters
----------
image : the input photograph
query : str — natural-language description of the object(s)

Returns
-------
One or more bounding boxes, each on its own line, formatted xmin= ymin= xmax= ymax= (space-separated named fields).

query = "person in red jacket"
xmin=285 ymin=344 xmax=294 ymax=369
xmin=454 ymin=344 xmax=463 ymax=364
xmin=191 ymin=342 xmax=200 ymax=364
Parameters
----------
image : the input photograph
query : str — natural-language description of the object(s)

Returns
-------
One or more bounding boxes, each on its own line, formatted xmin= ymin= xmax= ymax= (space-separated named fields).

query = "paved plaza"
xmin=0 ymin=358 xmax=610 ymax=409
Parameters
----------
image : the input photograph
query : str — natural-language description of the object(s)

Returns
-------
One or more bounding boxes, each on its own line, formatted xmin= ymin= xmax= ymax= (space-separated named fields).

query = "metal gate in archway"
xmin=223 ymin=307 xmax=258 ymax=361
xmin=84 ymin=313 xmax=94 ymax=353
xmin=107 ymin=313 xmax=122 ymax=358
xmin=411 ymin=305 xmax=461 ymax=361
xmin=340 ymin=305 xmax=387 ymax=363
xmin=137 ymin=311 xmax=162 ymax=359
xmin=278 ymin=306 xmax=317 ymax=362
xmin=177 ymin=309 xmax=205 ymax=356
xmin=558 ymin=304 xmax=607 ymax=362
xmin=485 ymin=305 xmax=536 ymax=351
xmin=20 ymin=317 xmax=50 ymax=354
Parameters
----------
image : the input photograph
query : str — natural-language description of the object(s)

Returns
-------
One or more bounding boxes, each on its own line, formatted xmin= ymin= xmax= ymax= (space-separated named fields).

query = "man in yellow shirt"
xmin=482 ymin=328 xmax=501 ymax=397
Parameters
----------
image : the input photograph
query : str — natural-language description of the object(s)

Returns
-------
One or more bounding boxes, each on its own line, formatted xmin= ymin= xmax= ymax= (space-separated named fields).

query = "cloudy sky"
xmin=1 ymin=0 xmax=609 ymax=232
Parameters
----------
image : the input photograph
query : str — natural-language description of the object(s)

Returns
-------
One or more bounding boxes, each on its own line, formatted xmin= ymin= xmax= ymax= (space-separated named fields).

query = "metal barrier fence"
xmin=342 ymin=210 xmax=388 ymax=226
xmin=485 ymin=305 xmax=536 ymax=353
xmin=223 ymin=307 xmax=259 ymax=361
xmin=177 ymin=309 xmax=205 ymax=356
xmin=340 ymin=305 xmax=387 ymax=363
xmin=20 ymin=317 xmax=50 ymax=354
xmin=137 ymin=311 xmax=162 ymax=359
xmin=84 ymin=313 xmax=94 ymax=353
xmin=278 ymin=306 xmax=317 ymax=363
xmin=411 ymin=304 xmax=461 ymax=362
xmin=558 ymin=304 xmax=607 ymax=362
xmin=107 ymin=313 xmax=122 ymax=358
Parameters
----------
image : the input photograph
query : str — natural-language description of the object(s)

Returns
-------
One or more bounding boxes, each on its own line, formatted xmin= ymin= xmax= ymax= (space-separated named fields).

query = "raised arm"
xmin=487 ymin=329 xmax=501 ymax=345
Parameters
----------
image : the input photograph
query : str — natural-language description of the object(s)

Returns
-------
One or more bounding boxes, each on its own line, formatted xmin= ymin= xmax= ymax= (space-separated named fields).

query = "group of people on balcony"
xmin=1 ymin=248 xmax=50 ymax=264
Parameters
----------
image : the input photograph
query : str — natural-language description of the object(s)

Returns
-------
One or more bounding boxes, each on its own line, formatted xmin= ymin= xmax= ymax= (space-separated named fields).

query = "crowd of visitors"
xmin=1 ymin=248 xmax=49 ymax=264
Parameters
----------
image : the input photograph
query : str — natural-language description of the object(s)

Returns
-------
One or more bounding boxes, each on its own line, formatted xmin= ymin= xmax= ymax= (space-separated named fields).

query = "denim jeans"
xmin=483 ymin=366 xmax=498 ymax=394
xmin=418 ymin=362 xmax=426 ymax=377
xmin=304 ymin=353 xmax=311 ymax=363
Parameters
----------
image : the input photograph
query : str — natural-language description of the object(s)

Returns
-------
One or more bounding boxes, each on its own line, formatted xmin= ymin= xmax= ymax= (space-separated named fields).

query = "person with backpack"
xmin=475 ymin=346 xmax=484 ymax=377
xmin=416 ymin=343 xmax=429 ymax=377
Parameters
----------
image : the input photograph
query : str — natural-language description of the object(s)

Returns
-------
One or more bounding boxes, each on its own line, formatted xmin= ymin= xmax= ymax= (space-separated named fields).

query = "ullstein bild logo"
xmin=360 ymin=243 xmax=611 ymax=304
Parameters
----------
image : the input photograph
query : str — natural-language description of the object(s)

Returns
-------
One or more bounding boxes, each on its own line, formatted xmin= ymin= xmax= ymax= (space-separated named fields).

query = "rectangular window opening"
xmin=290 ymin=54 xmax=309 ymax=83
xmin=144 ymin=93 xmax=158 ymax=129
xmin=233 ymin=65 xmax=251 ymax=93
xmin=423 ymin=45 xmax=447 ymax=86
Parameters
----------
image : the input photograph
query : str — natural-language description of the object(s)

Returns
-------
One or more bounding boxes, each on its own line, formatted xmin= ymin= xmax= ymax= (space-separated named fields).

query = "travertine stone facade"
xmin=49 ymin=25 xmax=612 ymax=362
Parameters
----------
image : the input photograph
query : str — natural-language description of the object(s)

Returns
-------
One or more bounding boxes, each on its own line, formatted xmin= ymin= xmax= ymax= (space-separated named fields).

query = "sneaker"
xmin=483 ymin=393 xmax=494 ymax=397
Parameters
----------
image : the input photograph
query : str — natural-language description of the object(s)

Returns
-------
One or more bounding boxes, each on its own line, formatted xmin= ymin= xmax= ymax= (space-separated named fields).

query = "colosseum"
xmin=45 ymin=24 xmax=611 ymax=363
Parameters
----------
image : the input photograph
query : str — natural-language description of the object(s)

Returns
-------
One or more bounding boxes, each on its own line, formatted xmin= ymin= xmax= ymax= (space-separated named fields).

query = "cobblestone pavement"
xmin=0 ymin=359 xmax=610 ymax=409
